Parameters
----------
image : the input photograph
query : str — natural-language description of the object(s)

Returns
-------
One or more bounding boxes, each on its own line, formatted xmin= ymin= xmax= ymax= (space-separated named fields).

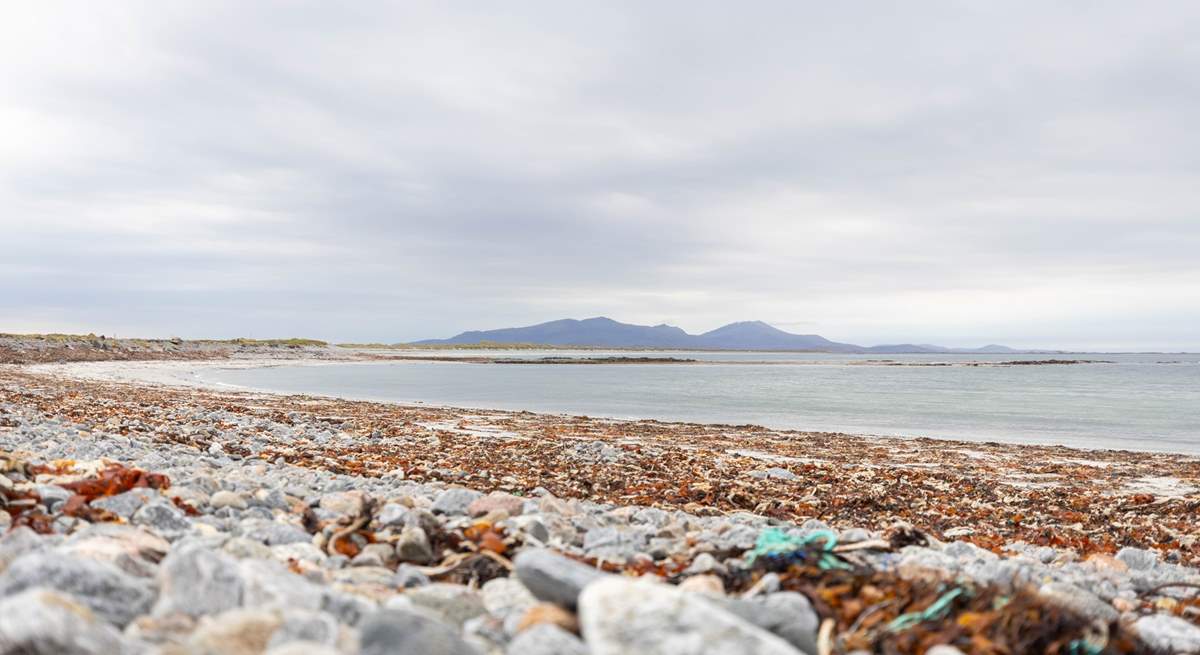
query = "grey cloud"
xmin=2 ymin=2 xmax=1198 ymax=349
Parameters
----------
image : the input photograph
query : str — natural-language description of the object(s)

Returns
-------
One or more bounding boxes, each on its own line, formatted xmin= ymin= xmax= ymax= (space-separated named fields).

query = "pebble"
xmin=395 ymin=526 xmax=434 ymax=564
xmin=186 ymin=607 xmax=283 ymax=655
xmin=468 ymin=491 xmax=526 ymax=517
xmin=407 ymin=583 xmax=487 ymax=627
xmin=0 ymin=551 xmax=155 ymax=627
xmin=1115 ymin=546 xmax=1159 ymax=571
xmin=1133 ymin=613 xmax=1200 ymax=653
xmin=506 ymin=623 xmax=588 ymax=655
xmin=132 ymin=500 xmax=192 ymax=539
xmin=1037 ymin=582 xmax=1119 ymax=624
xmin=359 ymin=608 xmax=482 ymax=655
xmin=431 ymin=487 xmax=484 ymax=516
xmin=514 ymin=548 xmax=607 ymax=610
xmin=0 ymin=587 xmax=127 ymax=654
xmin=579 ymin=577 xmax=804 ymax=655
xmin=154 ymin=544 xmax=244 ymax=617
xmin=211 ymin=490 xmax=249 ymax=510
xmin=90 ymin=487 xmax=158 ymax=518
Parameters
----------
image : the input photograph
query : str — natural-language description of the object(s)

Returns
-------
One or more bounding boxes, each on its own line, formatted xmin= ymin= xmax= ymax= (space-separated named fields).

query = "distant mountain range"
xmin=413 ymin=317 xmax=1028 ymax=353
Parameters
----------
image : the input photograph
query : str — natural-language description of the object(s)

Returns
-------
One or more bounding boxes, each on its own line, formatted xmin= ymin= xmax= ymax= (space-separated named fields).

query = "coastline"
xmin=3 ymin=350 xmax=1199 ymax=652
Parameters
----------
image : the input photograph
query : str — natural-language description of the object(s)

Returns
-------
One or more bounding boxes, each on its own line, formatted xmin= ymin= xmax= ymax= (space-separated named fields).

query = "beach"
xmin=1 ymin=338 xmax=1198 ymax=653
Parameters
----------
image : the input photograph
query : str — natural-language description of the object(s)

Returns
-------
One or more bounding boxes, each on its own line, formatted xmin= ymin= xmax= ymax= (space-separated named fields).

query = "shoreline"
xmin=2 ymin=355 xmax=1199 ymax=652
xmin=36 ymin=357 xmax=1196 ymax=458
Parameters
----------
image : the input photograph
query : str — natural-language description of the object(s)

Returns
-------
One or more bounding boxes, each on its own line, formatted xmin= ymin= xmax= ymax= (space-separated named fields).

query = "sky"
xmin=2 ymin=2 xmax=1198 ymax=351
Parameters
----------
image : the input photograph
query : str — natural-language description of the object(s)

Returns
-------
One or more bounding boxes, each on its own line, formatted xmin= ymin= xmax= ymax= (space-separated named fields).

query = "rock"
xmin=155 ymin=544 xmax=244 ymax=617
xmin=376 ymin=503 xmax=409 ymax=528
xmin=58 ymin=531 xmax=166 ymax=578
xmin=0 ymin=552 xmax=155 ymax=627
xmin=238 ymin=518 xmax=313 ymax=546
xmin=925 ymin=647 xmax=966 ymax=655
xmin=515 ymin=602 xmax=579 ymax=635
xmin=482 ymin=577 xmax=537 ymax=622
xmin=1133 ymin=613 xmax=1200 ymax=653
xmin=0 ymin=587 xmax=127 ymax=654
xmin=267 ymin=609 xmax=342 ymax=649
xmin=1038 ymin=583 xmax=1119 ymax=624
xmin=34 ymin=483 xmax=71 ymax=510
xmin=125 ymin=612 xmax=198 ymax=647
xmin=187 ymin=607 xmax=283 ymax=655
xmin=353 ymin=543 xmax=398 ymax=568
xmin=749 ymin=468 xmax=798 ymax=481
xmin=0 ymin=527 xmax=45 ymax=575
xmin=407 ymin=583 xmax=487 ymax=627
xmin=359 ymin=608 xmax=481 ymax=655
xmin=468 ymin=491 xmax=525 ymax=517
xmin=321 ymin=589 xmax=377 ymax=626
xmin=90 ymin=487 xmax=159 ymax=518
xmin=0 ymin=512 xmax=9 ymax=533
xmin=684 ymin=552 xmax=722 ymax=575
xmin=1084 ymin=553 xmax=1129 ymax=574
xmin=432 ymin=487 xmax=483 ymax=516
xmin=582 ymin=525 xmax=651 ymax=561
xmin=211 ymin=490 xmax=249 ymax=510
xmin=267 ymin=641 xmax=342 ymax=655
xmin=395 ymin=526 xmax=434 ymax=564
xmin=506 ymin=624 xmax=587 ymax=655
xmin=225 ymin=536 xmax=275 ymax=560
xmin=1115 ymin=547 xmax=1158 ymax=571
xmin=678 ymin=574 xmax=725 ymax=596
xmin=514 ymin=548 xmax=607 ymax=610
xmin=715 ymin=592 xmax=820 ymax=654
xmin=319 ymin=490 xmax=365 ymax=518
xmin=394 ymin=564 xmax=431 ymax=589
xmin=131 ymin=500 xmax=192 ymax=539
xmin=240 ymin=558 xmax=324 ymax=610
xmin=580 ymin=577 xmax=804 ymax=655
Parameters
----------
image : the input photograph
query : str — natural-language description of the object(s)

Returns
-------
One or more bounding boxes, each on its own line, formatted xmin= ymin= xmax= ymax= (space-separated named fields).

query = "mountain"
xmin=694 ymin=321 xmax=859 ymax=352
xmin=417 ymin=317 xmax=695 ymax=348
xmin=414 ymin=317 xmax=1023 ymax=353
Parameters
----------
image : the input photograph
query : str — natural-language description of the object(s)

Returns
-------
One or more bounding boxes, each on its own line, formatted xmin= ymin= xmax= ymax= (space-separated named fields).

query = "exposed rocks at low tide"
xmin=1 ymin=365 xmax=1199 ymax=653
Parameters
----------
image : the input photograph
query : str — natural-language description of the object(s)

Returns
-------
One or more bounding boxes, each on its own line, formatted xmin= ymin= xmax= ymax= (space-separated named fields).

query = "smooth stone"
xmin=579 ymin=577 xmax=803 ymax=655
xmin=395 ymin=526 xmax=434 ymax=564
xmin=715 ymin=592 xmax=820 ymax=654
xmin=583 ymin=525 xmax=651 ymax=561
xmin=482 ymin=577 xmax=538 ymax=622
xmin=1133 ymin=614 xmax=1200 ymax=653
xmin=211 ymin=490 xmax=249 ymax=510
xmin=394 ymin=564 xmax=431 ymax=589
xmin=432 ymin=487 xmax=483 ymax=516
xmin=468 ymin=491 xmax=526 ymax=517
xmin=90 ymin=487 xmax=159 ymax=518
xmin=1038 ymin=582 xmax=1119 ymax=624
xmin=240 ymin=558 xmax=324 ymax=610
xmin=0 ymin=587 xmax=127 ymax=654
xmin=376 ymin=503 xmax=410 ymax=528
xmin=0 ymin=551 xmax=155 ymax=628
xmin=267 ymin=641 xmax=341 ymax=655
xmin=1115 ymin=547 xmax=1159 ymax=571
xmin=155 ymin=544 xmax=244 ymax=617
xmin=187 ymin=607 xmax=283 ymax=655
xmin=238 ymin=518 xmax=312 ymax=546
xmin=359 ymin=608 xmax=481 ymax=655
xmin=407 ymin=583 xmax=487 ymax=627
xmin=131 ymin=500 xmax=192 ymax=539
xmin=267 ymin=609 xmax=342 ymax=649
xmin=319 ymin=490 xmax=366 ymax=518
xmin=506 ymin=624 xmax=587 ymax=655
xmin=353 ymin=543 xmax=398 ymax=569
xmin=678 ymin=574 xmax=725 ymax=596
xmin=224 ymin=536 xmax=275 ymax=560
xmin=514 ymin=548 xmax=607 ymax=610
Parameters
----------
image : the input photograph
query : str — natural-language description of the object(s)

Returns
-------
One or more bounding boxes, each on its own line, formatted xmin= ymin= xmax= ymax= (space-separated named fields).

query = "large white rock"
xmin=579 ymin=577 xmax=804 ymax=655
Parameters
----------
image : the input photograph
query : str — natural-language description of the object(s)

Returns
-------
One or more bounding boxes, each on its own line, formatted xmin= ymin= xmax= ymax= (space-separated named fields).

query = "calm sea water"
xmin=201 ymin=352 xmax=1200 ymax=454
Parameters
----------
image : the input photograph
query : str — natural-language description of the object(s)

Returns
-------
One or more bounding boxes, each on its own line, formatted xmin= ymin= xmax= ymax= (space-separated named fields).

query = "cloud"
xmin=2 ymin=1 xmax=1198 ymax=349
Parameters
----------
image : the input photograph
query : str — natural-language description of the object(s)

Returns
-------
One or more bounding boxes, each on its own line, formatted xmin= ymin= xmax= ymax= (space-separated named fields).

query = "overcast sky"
xmin=2 ymin=2 xmax=1198 ymax=350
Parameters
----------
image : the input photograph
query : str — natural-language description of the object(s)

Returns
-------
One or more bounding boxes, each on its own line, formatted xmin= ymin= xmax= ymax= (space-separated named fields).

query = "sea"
xmin=200 ymin=351 xmax=1200 ymax=455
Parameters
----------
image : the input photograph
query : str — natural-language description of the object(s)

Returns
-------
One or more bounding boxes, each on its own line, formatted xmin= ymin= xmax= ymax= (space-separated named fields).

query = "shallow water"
xmin=202 ymin=352 xmax=1200 ymax=454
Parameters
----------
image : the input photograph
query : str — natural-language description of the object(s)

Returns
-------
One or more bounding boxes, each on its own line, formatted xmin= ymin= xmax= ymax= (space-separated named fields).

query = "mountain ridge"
xmin=413 ymin=317 xmax=1028 ymax=353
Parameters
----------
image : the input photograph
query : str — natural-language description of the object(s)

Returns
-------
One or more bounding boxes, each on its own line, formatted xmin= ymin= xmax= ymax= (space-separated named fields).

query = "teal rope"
xmin=886 ymin=587 xmax=967 ymax=632
xmin=748 ymin=528 xmax=851 ymax=570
